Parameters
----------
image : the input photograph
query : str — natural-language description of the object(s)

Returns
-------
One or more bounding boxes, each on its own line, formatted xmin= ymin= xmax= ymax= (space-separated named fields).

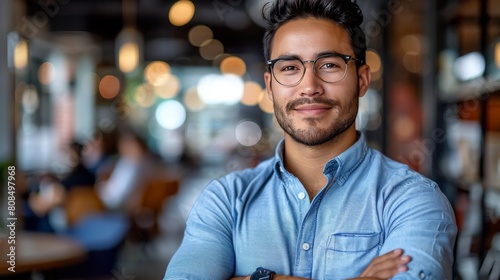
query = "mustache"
xmin=286 ymin=98 xmax=338 ymax=112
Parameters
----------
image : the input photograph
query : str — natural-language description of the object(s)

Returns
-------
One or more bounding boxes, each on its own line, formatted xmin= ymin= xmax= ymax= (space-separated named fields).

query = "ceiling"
xmin=23 ymin=0 xmax=500 ymax=68
xmin=23 ymin=0 xmax=395 ymax=68
xmin=23 ymin=0 xmax=270 ymax=66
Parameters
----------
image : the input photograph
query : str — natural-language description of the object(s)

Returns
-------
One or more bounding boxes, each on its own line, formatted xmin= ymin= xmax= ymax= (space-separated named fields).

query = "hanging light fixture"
xmin=7 ymin=32 xmax=29 ymax=72
xmin=116 ymin=0 xmax=143 ymax=74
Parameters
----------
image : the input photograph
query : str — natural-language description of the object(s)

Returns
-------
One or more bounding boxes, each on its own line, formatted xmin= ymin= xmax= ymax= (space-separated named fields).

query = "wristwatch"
xmin=250 ymin=267 xmax=275 ymax=280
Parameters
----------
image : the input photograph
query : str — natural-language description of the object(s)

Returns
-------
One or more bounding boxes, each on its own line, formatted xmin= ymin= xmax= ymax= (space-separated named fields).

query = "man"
xmin=164 ymin=0 xmax=457 ymax=279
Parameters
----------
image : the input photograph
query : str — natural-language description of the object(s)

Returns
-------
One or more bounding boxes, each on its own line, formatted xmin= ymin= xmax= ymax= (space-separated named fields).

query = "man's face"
xmin=264 ymin=18 xmax=370 ymax=146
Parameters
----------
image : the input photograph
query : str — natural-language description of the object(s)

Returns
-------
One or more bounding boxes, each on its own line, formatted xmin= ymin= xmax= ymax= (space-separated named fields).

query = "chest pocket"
xmin=324 ymin=232 xmax=381 ymax=279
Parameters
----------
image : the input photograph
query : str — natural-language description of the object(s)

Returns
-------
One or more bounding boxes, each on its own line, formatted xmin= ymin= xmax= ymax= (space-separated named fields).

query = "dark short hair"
xmin=262 ymin=0 xmax=366 ymax=66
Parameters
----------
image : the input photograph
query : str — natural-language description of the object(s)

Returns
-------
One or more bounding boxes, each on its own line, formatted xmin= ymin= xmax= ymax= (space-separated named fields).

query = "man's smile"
xmin=293 ymin=103 xmax=332 ymax=116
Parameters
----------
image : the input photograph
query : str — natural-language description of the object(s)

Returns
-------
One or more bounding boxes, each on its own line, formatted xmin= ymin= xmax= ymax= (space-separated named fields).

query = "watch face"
xmin=251 ymin=268 xmax=273 ymax=280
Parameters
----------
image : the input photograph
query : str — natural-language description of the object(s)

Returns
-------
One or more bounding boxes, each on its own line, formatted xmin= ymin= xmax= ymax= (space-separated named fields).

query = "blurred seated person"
xmin=95 ymin=130 xmax=161 ymax=214
xmin=27 ymin=141 xmax=97 ymax=231
xmin=60 ymin=142 xmax=97 ymax=190
xmin=82 ymin=129 xmax=117 ymax=178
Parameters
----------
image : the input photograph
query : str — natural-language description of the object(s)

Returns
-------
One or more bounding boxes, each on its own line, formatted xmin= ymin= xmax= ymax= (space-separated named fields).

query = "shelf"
xmin=439 ymin=80 xmax=500 ymax=104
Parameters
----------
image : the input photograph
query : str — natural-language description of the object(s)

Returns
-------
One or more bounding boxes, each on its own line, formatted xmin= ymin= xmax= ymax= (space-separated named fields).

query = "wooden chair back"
xmin=65 ymin=186 xmax=106 ymax=227
xmin=129 ymin=179 xmax=180 ymax=241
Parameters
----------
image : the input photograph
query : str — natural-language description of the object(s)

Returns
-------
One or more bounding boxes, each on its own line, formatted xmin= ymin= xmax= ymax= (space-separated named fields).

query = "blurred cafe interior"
xmin=1 ymin=0 xmax=500 ymax=279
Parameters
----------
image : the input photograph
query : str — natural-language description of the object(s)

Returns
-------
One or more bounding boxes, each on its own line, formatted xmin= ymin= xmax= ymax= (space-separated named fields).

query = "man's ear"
xmin=357 ymin=64 xmax=371 ymax=98
xmin=264 ymin=71 xmax=273 ymax=101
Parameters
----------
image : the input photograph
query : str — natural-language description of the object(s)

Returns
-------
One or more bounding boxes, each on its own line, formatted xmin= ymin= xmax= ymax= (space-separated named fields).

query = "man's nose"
xmin=299 ymin=62 xmax=322 ymax=96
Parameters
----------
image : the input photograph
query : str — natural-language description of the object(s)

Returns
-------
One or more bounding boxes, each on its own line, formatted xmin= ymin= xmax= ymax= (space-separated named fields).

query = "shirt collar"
xmin=324 ymin=132 xmax=368 ymax=185
xmin=273 ymin=139 xmax=286 ymax=175
xmin=273 ymin=132 xmax=369 ymax=184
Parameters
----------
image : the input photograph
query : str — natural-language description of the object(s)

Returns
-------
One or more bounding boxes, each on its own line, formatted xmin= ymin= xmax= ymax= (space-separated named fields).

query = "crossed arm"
xmin=165 ymin=176 xmax=456 ymax=280
xmin=230 ymin=249 xmax=411 ymax=280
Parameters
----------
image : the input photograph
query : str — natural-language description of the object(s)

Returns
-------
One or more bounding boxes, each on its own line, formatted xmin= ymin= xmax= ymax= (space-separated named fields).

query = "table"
xmin=0 ymin=232 xmax=87 ymax=276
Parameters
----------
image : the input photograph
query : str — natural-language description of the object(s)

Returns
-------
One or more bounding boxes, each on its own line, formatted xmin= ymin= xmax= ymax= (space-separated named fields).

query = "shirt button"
xmin=419 ymin=271 xmax=426 ymax=279
xmin=302 ymin=242 xmax=310 ymax=251
xmin=298 ymin=192 xmax=306 ymax=200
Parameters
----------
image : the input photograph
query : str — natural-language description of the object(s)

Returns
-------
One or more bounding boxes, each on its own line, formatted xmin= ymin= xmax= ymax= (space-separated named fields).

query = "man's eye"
xmin=281 ymin=65 xmax=299 ymax=71
xmin=321 ymin=62 xmax=341 ymax=69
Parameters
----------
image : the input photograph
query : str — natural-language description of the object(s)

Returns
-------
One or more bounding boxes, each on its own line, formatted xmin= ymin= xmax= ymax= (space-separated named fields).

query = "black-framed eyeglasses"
xmin=267 ymin=53 xmax=364 ymax=86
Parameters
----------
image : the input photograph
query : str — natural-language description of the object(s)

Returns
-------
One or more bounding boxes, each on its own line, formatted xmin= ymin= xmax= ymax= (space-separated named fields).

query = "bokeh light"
xmin=38 ymin=62 xmax=56 ymax=85
xmin=188 ymin=25 xmax=213 ymax=47
xmin=401 ymin=34 xmax=423 ymax=54
xmin=212 ymin=53 xmax=232 ymax=67
xmin=22 ymin=85 xmax=39 ymax=113
xmin=241 ymin=81 xmax=262 ymax=106
xmin=183 ymin=87 xmax=205 ymax=111
xmin=197 ymin=74 xmax=243 ymax=105
xmin=400 ymin=35 xmax=423 ymax=74
xmin=400 ymin=34 xmax=423 ymax=54
xmin=258 ymin=90 xmax=274 ymax=114
xmin=199 ymin=39 xmax=224 ymax=60
xmin=99 ymin=75 xmax=121 ymax=99
xmin=366 ymin=50 xmax=382 ymax=81
xmin=393 ymin=115 xmax=417 ymax=141
xmin=403 ymin=52 xmax=422 ymax=74
xmin=235 ymin=121 xmax=262 ymax=147
xmin=220 ymin=56 xmax=247 ymax=77
xmin=144 ymin=61 xmax=171 ymax=87
xmin=14 ymin=40 xmax=28 ymax=70
xmin=495 ymin=41 xmax=500 ymax=68
xmin=169 ymin=0 xmax=195 ymax=27
xmin=453 ymin=52 xmax=485 ymax=81
xmin=134 ymin=84 xmax=156 ymax=107
xmin=155 ymin=100 xmax=187 ymax=130
xmin=366 ymin=50 xmax=381 ymax=73
xmin=118 ymin=41 xmax=140 ymax=73
xmin=154 ymin=75 xmax=180 ymax=99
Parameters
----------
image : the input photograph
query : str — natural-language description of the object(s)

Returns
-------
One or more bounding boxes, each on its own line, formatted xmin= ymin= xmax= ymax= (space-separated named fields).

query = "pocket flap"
xmin=327 ymin=232 xmax=381 ymax=252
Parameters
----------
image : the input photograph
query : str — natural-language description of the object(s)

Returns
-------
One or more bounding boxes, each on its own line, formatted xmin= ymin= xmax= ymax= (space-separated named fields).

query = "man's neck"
xmin=282 ymin=129 xmax=358 ymax=199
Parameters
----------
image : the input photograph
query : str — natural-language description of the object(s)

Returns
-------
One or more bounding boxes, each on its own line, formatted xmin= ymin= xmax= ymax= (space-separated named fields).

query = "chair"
xmin=129 ymin=179 xmax=180 ymax=243
xmin=64 ymin=186 xmax=106 ymax=227
xmin=55 ymin=187 xmax=129 ymax=279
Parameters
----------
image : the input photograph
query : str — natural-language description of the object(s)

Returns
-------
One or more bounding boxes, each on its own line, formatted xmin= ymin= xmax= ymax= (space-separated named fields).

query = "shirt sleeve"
xmin=164 ymin=179 xmax=236 ymax=280
xmin=380 ymin=175 xmax=457 ymax=280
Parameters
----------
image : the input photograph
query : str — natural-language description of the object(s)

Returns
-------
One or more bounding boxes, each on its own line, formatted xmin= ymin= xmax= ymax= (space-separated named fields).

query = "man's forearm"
xmin=229 ymin=249 xmax=409 ymax=280
xmin=231 ymin=276 xmax=384 ymax=280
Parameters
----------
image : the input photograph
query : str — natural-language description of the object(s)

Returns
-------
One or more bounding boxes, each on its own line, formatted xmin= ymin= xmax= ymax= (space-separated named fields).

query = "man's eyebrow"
xmin=317 ymin=51 xmax=342 ymax=57
xmin=272 ymin=51 xmax=344 ymax=61
xmin=273 ymin=54 xmax=300 ymax=60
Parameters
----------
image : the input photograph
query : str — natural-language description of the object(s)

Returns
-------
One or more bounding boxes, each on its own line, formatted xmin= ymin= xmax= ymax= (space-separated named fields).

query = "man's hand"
xmin=355 ymin=249 xmax=411 ymax=279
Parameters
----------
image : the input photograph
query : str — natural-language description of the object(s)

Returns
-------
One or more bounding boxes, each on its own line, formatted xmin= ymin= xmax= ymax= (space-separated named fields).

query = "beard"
xmin=273 ymin=93 xmax=359 ymax=147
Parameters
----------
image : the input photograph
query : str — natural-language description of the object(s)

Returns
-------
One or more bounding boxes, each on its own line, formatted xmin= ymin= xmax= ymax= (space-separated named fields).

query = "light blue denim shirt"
xmin=165 ymin=133 xmax=457 ymax=280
